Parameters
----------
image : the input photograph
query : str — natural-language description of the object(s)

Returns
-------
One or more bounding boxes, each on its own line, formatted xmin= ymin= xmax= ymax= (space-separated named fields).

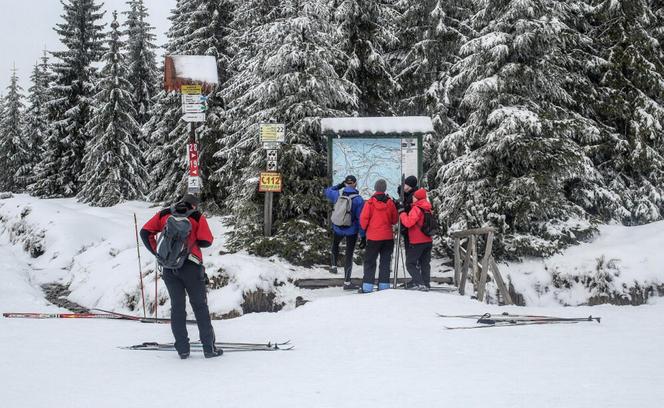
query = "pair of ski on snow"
xmin=438 ymin=312 xmax=601 ymax=330
xmin=122 ymin=340 xmax=294 ymax=353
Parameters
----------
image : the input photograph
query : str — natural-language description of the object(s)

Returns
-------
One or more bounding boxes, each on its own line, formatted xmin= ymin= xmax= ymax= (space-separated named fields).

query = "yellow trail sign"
xmin=181 ymin=84 xmax=202 ymax=95
xmin=259 ymin=172 xmax=283 ymax=193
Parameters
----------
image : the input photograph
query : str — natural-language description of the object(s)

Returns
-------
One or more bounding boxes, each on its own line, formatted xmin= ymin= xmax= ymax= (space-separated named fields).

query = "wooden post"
xmin=459 ymin=240 xmax=471 ymax=295
xmin=490 ymin=258 xmax=513 ymax=305
xmin=264 ymin=191 xmax=273 ymax=237
xmin=476 ymin=232 xmax=494 ymax=302
xmin=470 ymin=234 xmax=478 ymax=288
xmin=453 ymin=237 xmax=461 ymax=286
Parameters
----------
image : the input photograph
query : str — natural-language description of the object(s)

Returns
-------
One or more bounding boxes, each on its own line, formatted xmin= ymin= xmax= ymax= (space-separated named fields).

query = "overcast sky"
xmin=0 ymin=0 xmax=177 ymax=93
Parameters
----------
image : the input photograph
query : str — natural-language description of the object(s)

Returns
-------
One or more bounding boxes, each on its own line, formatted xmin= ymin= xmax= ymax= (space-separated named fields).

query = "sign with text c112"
xmin=259 ymin=172 xmax=283 ymax=193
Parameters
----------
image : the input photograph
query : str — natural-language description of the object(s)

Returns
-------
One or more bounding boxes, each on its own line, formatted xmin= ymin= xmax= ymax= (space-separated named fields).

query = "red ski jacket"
xmin=360 ymin=193 xmax=398 ymax=241
xmin=141 ymin=207 xmax=214 ymax=262
xmin=400 ymin=199 xmax=433 ymax=245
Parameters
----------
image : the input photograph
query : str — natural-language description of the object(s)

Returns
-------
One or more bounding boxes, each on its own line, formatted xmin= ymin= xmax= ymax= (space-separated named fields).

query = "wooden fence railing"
xmin=450 ymin=227 xmax=513 ymax=305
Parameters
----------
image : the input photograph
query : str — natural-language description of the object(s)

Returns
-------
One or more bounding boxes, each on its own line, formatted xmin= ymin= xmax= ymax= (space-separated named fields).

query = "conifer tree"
xmin=392 ymin=0 xmax=474 ymax=188
xmin=78 ymin=12 xmax=148 ymax=207
xmin=123 ymin=0 xmax=159 ymax=127
xmin=432 ymin=0 xmax=603 ymax=257
xmin=30 ymin=0 xmax=106 ymax=197
xmin=0 ymin=68 xmax=30 ymax=192
xmin=587 ymin=0 xmax=664 ymax=223
xmin=22 ymin=53 xmax=53 ymax=187
xmin=218 ymin=0 xmax=356 ymax=236
xmin=333 ymin=0 xmax=398 ymax=115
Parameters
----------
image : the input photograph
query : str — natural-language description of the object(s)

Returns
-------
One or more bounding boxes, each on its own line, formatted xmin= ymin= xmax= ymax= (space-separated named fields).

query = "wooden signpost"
xmin=259 ymin=124 xmax=286 ymax=236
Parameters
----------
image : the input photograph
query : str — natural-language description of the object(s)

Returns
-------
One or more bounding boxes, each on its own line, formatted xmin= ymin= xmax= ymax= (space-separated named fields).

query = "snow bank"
xmin=321 ymin=116 xmax=434 ymax=134
xmin=506 ymin=222 xmax=664 ymax=306
xmin=0 ymin=195 xmax=314 ymax=317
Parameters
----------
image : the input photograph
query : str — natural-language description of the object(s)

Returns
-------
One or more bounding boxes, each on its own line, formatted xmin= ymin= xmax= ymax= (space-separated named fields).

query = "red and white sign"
xmin=188 ymin=143 xmax=200 ymax=177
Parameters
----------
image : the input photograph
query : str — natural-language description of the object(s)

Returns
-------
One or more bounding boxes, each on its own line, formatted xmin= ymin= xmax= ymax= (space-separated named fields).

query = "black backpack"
xmin=156 ymin=206 xmax=195 ymax=269
xmin=420 ymin=210 xmax=439 ymax=237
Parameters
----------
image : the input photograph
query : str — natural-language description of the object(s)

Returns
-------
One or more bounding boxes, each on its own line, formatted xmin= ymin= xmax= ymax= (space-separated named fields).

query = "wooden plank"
xmin=490 ymin=258 xmax=513 ymax=305
xmin=453 ymin=237 xmax=461 ymax=286
xmin=458 ymin=240 xmax=471 ymax=295
xmin=476 ymin=232 xmax=494 ymax=302
xmin=470 ymin=234 xmax=478 ymax=288
xmin=450 ymin=227 xmax=497 ymax=238
xmin=294 ymin=277 xmax=453 ymax=289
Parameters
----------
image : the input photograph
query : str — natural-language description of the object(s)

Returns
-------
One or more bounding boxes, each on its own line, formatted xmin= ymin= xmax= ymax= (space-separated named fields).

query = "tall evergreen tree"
xmin=392 ymin=0 xmax=474 ymax=188
xmin=123 ymin=0 xmax=159 ymax=127
xmin=432 ymin=0 xmax=603 ymax=257
xmin=218 ymin=0 xmax=357 ymax=236
xmin=30 ymin=0 xmax=106 ymax=198
xmin=22 ymin=52 xmax=53 ymax=187
xmin=0 ymin=68 xmax=30 ymax=192
xmin=333 ymin=0 xmax=398 ymax=115
xmin=78 ymin=12 xmax=148 ymax=207
xmin=587 ymin=0 xmax=664 ymax=224
xmin=143 ymin=0 xmax=234 ymax=204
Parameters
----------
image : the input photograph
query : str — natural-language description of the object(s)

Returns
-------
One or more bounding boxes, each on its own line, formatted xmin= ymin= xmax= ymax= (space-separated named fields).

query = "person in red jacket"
xmin=398 ymin=188 xmax=433 ymax=291
xmin=140 ymin=194 xmax=222 ymax=359
xmin=359 ymin=179 xmax=398 ymax=293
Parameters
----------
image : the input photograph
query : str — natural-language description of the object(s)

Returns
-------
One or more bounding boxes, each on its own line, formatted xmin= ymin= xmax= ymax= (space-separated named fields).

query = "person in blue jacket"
xmin=325 ymin=175 xmax=365 ymax=290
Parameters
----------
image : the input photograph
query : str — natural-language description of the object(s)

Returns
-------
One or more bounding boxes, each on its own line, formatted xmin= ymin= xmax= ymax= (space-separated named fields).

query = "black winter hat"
xmin=404 ymin=175 xmax=418 ymax=188
xmin=181 ymin=193 xmax=200 ymax=208
xmin=344 ymin=175 xmax=357 ymax=184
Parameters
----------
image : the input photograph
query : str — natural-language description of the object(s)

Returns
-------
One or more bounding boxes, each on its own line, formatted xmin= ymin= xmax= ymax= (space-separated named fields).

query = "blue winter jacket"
xmin=324 ymin=185 xmax=365 ymax=237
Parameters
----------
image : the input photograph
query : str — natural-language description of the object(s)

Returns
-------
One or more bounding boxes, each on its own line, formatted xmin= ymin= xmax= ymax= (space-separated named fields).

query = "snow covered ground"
xmin=1 ymin=285 xmax=662 ymax=408
xmin=1 ymin=195 xmax=663 ymax=407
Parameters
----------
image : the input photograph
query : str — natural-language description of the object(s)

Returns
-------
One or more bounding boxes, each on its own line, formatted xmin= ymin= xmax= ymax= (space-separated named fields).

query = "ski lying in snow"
xmin=444 ymin=320 xmax=580 ymax=330
xmin=91 ymin=308 xmax=197 ymax=325
xmin=437 ymin=312 xmax=601 ymax=324
xmin=121 ymin=341 xmax=293 ymax=352
xmin=3 ymin=312 xmax=120 ymax=320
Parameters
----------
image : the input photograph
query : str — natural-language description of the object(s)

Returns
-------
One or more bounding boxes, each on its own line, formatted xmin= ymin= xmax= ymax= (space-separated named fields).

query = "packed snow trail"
xmin=1 ymin=290 xmax=662 ymax=408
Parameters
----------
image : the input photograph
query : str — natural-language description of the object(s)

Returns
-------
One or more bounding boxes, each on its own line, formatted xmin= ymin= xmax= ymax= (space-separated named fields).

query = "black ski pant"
xmin=405 ymin=243 xmax=432 ymax=287
xmin=331 ymin=233 xmax=358 ymax=281
xmin=363 ymin=239 xmax=394 ymax=285
xmin=162 ymin=260 xmax=216 ymax=354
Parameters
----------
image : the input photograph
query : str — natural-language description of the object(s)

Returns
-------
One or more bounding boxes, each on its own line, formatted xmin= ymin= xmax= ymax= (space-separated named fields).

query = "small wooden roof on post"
xmin=163 ymin=55 xmax=219 ymax=94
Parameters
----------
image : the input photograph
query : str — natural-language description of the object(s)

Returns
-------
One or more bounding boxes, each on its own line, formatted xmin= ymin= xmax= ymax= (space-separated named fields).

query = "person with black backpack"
xmin=397 ymin=188 xmax=435 ymax=291
xmin=140 ymin=194 xmax=221 ymax=359
xmin=324 ymin=175 xmax=365 ymax=290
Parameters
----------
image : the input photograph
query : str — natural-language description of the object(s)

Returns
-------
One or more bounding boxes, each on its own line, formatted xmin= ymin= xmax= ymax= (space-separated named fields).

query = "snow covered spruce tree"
xmin=0 ymin=69 xmax=30 ymax=192
xmin=586 ymin=0 xmax=664 ymax=224
xmin=143 ymin=0 xmax=233 ymax=204
xmin=123 ymin=0 xmax=159 ymax=129
xmin=78 ymin=12 xmax=148 ymax=207
xmin=432 ymin=0 xmax=604 ymax=258
xmin=219 ymin=0 xmax=357 ymax=264
xmin=392 ymin=0 xmax=474 ymax=188
xmin=30 ymin=0 xmax=106 ymax=198
xmin=333 ymin=0 xmax=398 ymax=115
xmin=22 ymin=53 xmax=53 ymax=187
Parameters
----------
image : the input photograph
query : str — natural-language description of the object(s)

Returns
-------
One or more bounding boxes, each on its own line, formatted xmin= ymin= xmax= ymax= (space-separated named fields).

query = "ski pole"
xmin=133 ymin=213 xmax=147 ymax=318
xmin=154 ymin=264 xmax=160 ymax=319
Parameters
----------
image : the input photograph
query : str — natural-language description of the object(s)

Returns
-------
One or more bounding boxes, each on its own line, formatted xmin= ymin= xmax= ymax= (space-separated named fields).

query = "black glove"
xmin=358 ymin=237 xmax=367 ymax=249
xmin=335 ymin=182 xmax=345 ymax=190
xmin=395 ymin=199 xmax=405 ymax=212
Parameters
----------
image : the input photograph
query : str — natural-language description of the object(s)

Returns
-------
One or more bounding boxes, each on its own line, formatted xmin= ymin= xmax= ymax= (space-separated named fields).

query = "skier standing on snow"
xmin=324 ymin=175 xmax=365 ymax=290
xmin=140 ymin=194 xmax=222 ymax=359
xmin=397 ymin=188 xmax=433 ymax=291
xmin=358 ymin=179 xmax=398 ymax=293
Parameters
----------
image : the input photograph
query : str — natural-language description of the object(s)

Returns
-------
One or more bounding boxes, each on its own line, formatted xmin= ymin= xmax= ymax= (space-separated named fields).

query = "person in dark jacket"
xmin=396 ymin=175 xmax=418 ymax=288
xmin=398 ymin=188 xmax=433 ymax=291
xmin=140 ymin=194 xmax=222 ymax=359
xmin=359 ymin=179 xmax=398 ymax=293
xmin=324 ymin=175 xmax=365 ymax=290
